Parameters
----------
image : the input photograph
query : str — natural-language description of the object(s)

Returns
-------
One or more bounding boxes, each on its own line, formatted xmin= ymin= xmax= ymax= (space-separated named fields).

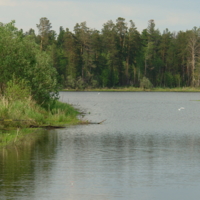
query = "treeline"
xmin=3 ymin=17 xmax=200 ymax=92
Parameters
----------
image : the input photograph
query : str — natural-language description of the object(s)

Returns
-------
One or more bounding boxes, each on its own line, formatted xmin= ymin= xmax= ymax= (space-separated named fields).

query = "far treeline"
xmin=35 ymin=17 xmax=200 ymax=89
xmin=3 ymin=17 xmax=200 ymax=91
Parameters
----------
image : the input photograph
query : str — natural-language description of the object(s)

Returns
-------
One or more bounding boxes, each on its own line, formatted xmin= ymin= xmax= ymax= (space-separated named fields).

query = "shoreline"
xmin=2 ymin=87 xmax=200 ymax=149
xmin=62 ymin=87 xmax=200 ymax=92
xmin=0 ymin=100 xmax=80 ymax=150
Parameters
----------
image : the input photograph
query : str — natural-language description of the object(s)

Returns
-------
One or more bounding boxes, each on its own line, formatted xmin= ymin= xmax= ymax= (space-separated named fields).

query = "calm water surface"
xmin=1 ymin=92 xmax=200 ymax=200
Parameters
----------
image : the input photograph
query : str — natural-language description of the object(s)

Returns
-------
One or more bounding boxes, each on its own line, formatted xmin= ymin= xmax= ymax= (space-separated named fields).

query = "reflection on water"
xmin=0 ymin=130 xmax=58 ymax=200
xmin=1 ymin=92 xmax=200 ymax=200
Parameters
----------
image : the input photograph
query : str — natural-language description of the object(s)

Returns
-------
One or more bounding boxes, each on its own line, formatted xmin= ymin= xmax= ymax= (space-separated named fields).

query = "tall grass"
xmin=0 ymin=96 xmax=79 ymax=129
xmin=0 ymin=96 xmax=44 ymax=128
xmin=46 ymin=100 xmax=79 ymax=125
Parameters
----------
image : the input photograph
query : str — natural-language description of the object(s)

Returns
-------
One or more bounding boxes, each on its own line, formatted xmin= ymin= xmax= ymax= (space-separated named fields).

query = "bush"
xmin=164 ymin=72 xmax=174 ymax=88
xmin=76 ymin=77 xmax=85 ymax=90
xmin=0 ymin=21 xmax=59 ymax=107
xmin=91 ymin=79 xmax=98 ymax=88
xmin=140 ymin=77 xmax=153 ymax=90
xmin=65 ymin=75 xmax=76 ymax=89
xmin=4 ymin=77 xmax=31 ymax=102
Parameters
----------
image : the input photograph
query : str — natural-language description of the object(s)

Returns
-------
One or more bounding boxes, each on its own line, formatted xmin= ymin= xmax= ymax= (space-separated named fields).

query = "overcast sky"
xmin=0 ymin=0 xmax=200 ymax=34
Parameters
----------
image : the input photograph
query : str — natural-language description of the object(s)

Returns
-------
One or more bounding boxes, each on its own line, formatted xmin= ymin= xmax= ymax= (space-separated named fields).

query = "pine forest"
xmin=2 ymin=17 xmax=200 ymax=91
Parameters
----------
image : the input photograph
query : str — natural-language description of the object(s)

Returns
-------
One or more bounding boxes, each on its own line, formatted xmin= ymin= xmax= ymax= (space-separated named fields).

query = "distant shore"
xmin=62 ymin=87 xmax=200 ymax=92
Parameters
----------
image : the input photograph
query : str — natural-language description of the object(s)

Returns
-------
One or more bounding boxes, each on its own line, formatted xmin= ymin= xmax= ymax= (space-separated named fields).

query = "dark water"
xmin=1 ymin=92 xmax=200 ymax=200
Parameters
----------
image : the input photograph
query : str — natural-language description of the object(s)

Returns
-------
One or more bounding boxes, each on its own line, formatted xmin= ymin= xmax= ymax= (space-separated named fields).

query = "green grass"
xmin=0 ymin=97 xmax=79 ymax=128
xmin=150 ymin=87 xmax=200 ymax=92
xmin=45 ymin=100 xmax=80 ymax=125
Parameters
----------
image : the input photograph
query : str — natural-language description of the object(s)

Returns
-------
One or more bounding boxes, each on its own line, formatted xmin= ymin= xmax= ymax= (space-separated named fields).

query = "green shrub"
xmin=140 ymin=77 xmax=153 ymax=90
xmin=4 ymin=77 xmax=31 ymax=102
xmin=65 ymin=75 xmax=76 ymax=89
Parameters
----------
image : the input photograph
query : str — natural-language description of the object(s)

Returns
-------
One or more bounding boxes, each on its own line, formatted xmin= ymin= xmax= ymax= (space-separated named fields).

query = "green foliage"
xmin=91 ymin=79 xmax=98 ymax=88
xmin=164 ymin=72 xmax=174 ymax=88
xmin=65 ymin=75 xmax=76 ymax=89
xmin=65 ymin=76 xmax=85 ymax=89
xmin=101 ymin=69 xmax=109 ymax=87
xmin=174 ymin=74 xmax=181 ymax=87
xmin=0 ymin=21 xmax=59 ymax=106
xmin=5 ymin=77 xmax=31 ymax=102
xmin=140 ymin=76 xmax=153 ymax=89
xmin=0 ymin=22 xmax=31 ymax=91
xmin=3 ymin=17 xmax=200 ymax=97
xmin=29 ymin=49 xmax=59 ymax=106
xmin=76 ymin=77 xmax=86 ymax=89
xmin=36 ymin=17 xmax=53 ymax=51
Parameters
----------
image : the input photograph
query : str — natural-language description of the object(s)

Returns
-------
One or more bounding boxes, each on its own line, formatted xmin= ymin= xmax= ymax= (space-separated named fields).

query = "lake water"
xmin=1 ymin=92 xmax=200 ymax=200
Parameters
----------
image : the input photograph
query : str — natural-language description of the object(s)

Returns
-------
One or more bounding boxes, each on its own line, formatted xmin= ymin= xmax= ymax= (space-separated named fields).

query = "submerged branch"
xmin=79 ymin=119 xmax=106 ymax=125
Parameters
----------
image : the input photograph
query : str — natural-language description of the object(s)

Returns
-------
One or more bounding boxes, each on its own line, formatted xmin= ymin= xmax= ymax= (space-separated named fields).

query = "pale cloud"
xmin=0 ymin=0 xmax=15 ymax=6
xmin=155 ymin=8 xmax=200 ymax=32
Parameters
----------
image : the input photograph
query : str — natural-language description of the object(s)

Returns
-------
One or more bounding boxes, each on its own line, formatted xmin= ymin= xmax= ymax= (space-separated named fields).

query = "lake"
xmin=1 ymin=92 xmax=200 ymax=200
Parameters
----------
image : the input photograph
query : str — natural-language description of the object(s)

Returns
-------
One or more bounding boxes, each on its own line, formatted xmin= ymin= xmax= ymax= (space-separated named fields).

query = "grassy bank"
xmin=63 ymin=87 xmax=200 ymax=92
xmin=0 ymin=98 xmax=79 ymax=128
xmin=0 ymin=97 xmax=80 ymax=148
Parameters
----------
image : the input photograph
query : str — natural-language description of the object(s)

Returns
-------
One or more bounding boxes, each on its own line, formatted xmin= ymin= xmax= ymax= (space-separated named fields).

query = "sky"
xmin=0 ymin=0 xmax=200 ymax=35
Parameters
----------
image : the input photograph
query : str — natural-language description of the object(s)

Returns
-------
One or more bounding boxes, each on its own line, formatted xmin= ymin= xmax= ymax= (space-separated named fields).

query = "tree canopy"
xmin=0 ymin=20 xmax=58 ymax=107
xmin=1 ymin=17 xmax=200 ymax=97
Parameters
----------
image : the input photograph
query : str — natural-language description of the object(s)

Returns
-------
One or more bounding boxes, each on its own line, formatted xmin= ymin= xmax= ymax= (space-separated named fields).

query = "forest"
xmin=2 ymin=17 xmax=200 ymax=92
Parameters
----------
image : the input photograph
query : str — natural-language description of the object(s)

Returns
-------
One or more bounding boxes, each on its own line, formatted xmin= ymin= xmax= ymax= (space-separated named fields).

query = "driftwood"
xmin=29 ymin=119 xmax=106 ymax=129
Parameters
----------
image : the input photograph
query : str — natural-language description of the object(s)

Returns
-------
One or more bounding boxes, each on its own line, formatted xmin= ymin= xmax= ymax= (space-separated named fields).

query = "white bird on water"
xmin=178 ymin=107 xmax=185 ymax=111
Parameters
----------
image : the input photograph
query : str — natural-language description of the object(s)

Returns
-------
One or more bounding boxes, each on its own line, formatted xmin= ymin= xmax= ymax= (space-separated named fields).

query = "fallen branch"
xmin=91 ymin=119 xmax=106 ymax=124
xmin=29 ymin=119 xmax=107 ymax=129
